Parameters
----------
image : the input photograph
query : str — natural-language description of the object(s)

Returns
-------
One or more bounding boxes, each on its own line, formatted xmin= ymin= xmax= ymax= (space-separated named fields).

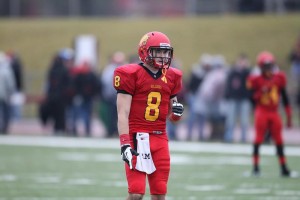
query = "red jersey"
xmin=247 ymin=71 xmax=286 ymax=111
xmin=113 ymin=63 xmax=182 ymax=135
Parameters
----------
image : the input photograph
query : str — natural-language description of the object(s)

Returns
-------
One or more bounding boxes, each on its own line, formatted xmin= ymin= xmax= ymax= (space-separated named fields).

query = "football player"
xmin=113 ymin=31 xmax=184 ymax=199
xmin=247 ymin=51 xmax=292 ymax=177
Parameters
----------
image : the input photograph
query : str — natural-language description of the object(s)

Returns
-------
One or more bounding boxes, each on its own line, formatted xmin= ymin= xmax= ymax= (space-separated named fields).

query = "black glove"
xmin=172 ymin=102 xmax=184 ymax=116
xmin=121 ymin=144 xmax=139 ymax=169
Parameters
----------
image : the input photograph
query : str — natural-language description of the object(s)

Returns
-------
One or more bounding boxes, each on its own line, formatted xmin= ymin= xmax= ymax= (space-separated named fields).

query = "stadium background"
xmin=1 ymin=1 xmax=300 ymax=199
xmin=1 ymin=0 xmax=300 ymax=98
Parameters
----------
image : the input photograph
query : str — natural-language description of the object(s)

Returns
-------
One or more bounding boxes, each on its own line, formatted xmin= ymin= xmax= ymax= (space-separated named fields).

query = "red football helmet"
xmin=138 ymin=31 xmax=173 ymax=69
xmin=256 ymin=51 xmax=275 ymax=68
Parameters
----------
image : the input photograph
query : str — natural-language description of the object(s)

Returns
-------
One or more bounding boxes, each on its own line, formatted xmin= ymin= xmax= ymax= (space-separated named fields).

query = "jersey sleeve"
xmin=246 ymin=75 xmax=262 ymax=102
xmin=171 ymin=68 xmax=183 ymax=97
xmin=246 ymin=75 xmax=256 ymax=90
xmin=113 ymin=66 xmax=136 ymax=95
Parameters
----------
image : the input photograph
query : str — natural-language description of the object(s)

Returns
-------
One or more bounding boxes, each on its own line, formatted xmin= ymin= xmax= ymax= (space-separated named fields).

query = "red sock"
xmin=279 ymin=156 xmax=286 ymax=165
xmin=253 ymin=155 xmax=259 ymax=166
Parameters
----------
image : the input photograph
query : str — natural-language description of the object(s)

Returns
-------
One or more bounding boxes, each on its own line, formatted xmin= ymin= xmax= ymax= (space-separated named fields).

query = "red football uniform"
xmin=247 ymin=71 xmax=286 ymax=111
xmin=114 ymin=63 xmax=182 ymax=195
xmin=249 ymin=51 xmax=292 ymax=176
xmin=247 ymin=71 xmax=286 ymax=144
xmin=114 ymin=63 xmax=182 ymax=136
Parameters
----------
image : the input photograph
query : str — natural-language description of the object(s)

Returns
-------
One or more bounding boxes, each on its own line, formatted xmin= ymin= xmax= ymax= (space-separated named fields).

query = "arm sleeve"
xmin=246 ymin=75 xmax=257 ymax=107
xmin=281 ymin=88 xmax=290 ymax=107
xmin=277 ymin=72 xmax=289 ymax=106
xmin=113 ymin=67 xmax=136 ymax=95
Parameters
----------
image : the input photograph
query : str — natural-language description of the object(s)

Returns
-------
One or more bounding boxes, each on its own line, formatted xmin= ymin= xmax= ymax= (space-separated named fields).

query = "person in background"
xmin=289 ymin=34 xmax=300 ymax=127
xmin=6 ymin=51 xmax=25 ymax=120
xmin=247 ymin=51 xmax=293 ymax=177
xmin=193 ymin=54 xmax=227 ymax=141
xmin=100 ymin=51 xmax=126 ymax=138
xmin=69 ymin=61 xmax=100 ymax=137
xmin=186 ymin=54 xmax=213 ymax=141
xmin=41 ymin=49 xmax=73 ymax=134
xmin=59 ymin=48 xmax=76 ymax=134
xmin=223 ymin=54 xmax=252 ymax=143
xmin=113 ymin=31 xmax=184 ymax=200
xmin=0 ymin=52 xmax=16 ymax=134
xmin=128 ymin=54 xmax=140 ymax=63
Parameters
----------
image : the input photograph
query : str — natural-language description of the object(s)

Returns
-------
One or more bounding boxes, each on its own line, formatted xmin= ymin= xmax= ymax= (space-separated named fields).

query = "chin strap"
xmin=161 ymin=68 xmax=168 ymax=83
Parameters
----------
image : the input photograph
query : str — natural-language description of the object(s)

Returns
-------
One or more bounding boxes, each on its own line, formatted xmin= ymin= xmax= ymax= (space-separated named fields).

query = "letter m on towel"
xmin=142 ymin=153 xmax=151 ymax=159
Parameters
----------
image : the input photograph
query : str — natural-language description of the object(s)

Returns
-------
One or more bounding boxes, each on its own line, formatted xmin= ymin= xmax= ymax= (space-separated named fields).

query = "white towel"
xmin=135 ymin=132 xmax=156 ymax=174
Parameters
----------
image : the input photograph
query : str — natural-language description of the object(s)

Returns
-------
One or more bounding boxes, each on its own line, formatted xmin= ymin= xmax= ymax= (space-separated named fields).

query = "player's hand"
xmin=121 ymin=144 xmax=139 ymax=170
xmin=172 ymin=102 xmax=184 ymax=116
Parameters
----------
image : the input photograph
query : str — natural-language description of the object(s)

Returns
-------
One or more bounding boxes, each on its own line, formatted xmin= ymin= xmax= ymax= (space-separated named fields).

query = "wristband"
xmin=120 ymin=134 xmax=130 ymax=146
xmin=169 ymin=113 xmax=181 ymax=122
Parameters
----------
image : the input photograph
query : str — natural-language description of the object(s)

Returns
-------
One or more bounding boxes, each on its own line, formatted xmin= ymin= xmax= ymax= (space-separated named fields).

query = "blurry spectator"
xmin=289 ymin=34 xmax=300 ymax=81
xmin=289 ymin=34 xmax=300 ymax=126
xmin=99 ymin=51 xmax=126 ymax=138
xmin=128 ymin=54 xmax=140 ymax=63
xmin=6 ymin=51 xmax=25 ymax=120
xmin=193 ymin=54 xmax=228 ymax=141
xmin=70 ymin=61 xmax=100 ymax=137
xmin=0 ymin=52 xmax=16 ymax=134
xmin=223 ymin=54 xmax=252 ymax=143
xmin=186 ymin=54 xmax=213 ymax=141
xmin=59 ymin=48 xmax=77 ymax=134
xmin=296 ymin=87 xmax=300 ymax=126
xmin=40 ymin=49 xmax=73 ymax=134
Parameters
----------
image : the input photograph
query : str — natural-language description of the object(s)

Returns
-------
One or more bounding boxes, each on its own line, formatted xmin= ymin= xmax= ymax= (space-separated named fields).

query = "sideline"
xmin=1 ymin=135 xmax=300 ymax=156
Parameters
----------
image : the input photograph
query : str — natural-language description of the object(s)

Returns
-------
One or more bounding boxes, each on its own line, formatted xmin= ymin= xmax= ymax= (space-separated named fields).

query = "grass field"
xmin=0 ymin=136 xmax=300 ymax=200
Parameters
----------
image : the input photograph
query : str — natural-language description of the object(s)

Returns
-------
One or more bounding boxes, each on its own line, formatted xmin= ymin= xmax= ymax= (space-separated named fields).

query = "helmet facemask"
xmin=146 ymin=46 xmax=173 ymax=69
xmin=261 ymin=62 xmax=274 ymax=77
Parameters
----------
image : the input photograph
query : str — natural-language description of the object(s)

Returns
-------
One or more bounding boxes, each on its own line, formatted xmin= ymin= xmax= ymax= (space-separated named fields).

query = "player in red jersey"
xmin=247 ymin=51 xmax=292 ymax=177
xmin=113 ymin=31 xmax=184 ymax=199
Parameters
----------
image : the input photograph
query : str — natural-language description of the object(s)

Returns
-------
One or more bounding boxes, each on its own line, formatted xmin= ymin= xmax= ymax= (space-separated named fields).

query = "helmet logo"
xmin=139 ymin=34 xmax=150 ymax=47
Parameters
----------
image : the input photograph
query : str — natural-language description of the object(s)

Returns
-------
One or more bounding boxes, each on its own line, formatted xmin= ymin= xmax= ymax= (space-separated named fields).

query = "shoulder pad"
xmin=115 ymin=63 xmax=141 ymax=75
xmin=169 ymin=67 xmax=183 ymax=78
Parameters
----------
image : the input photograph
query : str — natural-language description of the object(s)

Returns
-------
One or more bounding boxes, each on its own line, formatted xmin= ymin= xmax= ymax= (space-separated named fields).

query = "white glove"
xmin=121 ymin=144 xmax=139 ymax=169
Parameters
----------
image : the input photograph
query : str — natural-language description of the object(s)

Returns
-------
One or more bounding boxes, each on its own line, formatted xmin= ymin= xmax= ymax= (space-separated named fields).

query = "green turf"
xmin=0 ymin=142 xmax=299 ymax=200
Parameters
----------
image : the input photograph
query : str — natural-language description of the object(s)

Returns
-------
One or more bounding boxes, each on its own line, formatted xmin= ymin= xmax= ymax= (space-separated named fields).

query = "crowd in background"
xmin=39 ymin=48 xmax=100 ymax=137
xmin=183 ymin=39 xmax=300 ymax=143
xmin=0 ymin=51 xmax=24 ymax=133
xmin=185 ymin=53 xmax=254 ymax=142
xmin=0 ymin=34 xmax=300 ymax=142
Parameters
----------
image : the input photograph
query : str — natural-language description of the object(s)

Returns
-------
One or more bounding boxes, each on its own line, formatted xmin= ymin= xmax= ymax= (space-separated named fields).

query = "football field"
xmin=0 ymin=135 xmax=300 ymax=200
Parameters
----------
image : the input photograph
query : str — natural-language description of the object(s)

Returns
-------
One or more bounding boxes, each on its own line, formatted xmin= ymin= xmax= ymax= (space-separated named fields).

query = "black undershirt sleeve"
xmin=281 ymin=87 xmax=290 ymax=107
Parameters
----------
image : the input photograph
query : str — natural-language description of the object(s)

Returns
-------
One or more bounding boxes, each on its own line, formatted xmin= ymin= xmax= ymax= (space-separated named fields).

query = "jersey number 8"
xmin=145 ymin=92 xmax=161 ymax=121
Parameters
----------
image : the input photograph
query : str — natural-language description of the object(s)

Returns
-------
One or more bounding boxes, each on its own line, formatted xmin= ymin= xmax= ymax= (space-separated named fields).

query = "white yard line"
xmin=0 ymin=135 xmax=300 ymax=156
xmin=10 ymin=198 xmax=124 ymax=200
